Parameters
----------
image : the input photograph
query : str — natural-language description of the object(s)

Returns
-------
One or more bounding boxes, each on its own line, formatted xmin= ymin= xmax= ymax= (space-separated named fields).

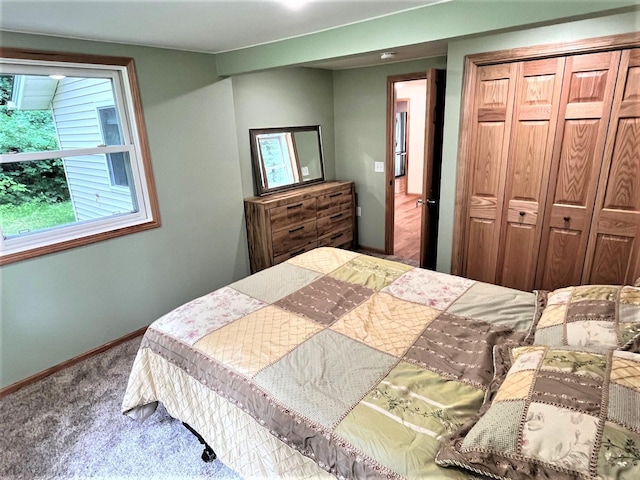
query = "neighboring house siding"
xmin=51 ymin=78 xmax=134 ymax=221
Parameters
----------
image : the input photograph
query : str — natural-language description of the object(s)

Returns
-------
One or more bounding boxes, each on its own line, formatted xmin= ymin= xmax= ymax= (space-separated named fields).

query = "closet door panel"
xmin=498 ymin=58 xmax=564 ymax=291
xmin=536 ymin=51 xmax=620 ymax=290
xmin=540 ymin=227 xmax=583 ymax=289
xmin=586 ymin=49 xmax=640 ymax=285
xmin=463 ymin=64 xmax=516 ymax=283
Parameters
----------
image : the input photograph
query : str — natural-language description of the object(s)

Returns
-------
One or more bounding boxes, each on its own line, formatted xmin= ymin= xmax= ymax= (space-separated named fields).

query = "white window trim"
xmin=0 ymin=49 xmax=160 ymax=265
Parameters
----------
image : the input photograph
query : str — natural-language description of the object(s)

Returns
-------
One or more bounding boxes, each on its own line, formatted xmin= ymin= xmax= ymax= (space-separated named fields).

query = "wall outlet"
xmin=301 ymin=166 xmax=309 ymax=176
xmin=374 ymin=161 xmax=384 ymax=173
xmin=356 ymin=206 xmax=361 ymax=217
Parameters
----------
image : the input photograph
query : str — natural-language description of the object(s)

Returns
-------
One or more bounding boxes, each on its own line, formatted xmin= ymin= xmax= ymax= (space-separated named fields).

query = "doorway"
xmin=385 ymin=69 xmax=445 ymax=269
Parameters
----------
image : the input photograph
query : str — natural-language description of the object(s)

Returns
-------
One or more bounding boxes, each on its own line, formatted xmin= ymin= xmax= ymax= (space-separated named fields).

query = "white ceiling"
xmin=0 ymin=0 xmax=442 ymax=56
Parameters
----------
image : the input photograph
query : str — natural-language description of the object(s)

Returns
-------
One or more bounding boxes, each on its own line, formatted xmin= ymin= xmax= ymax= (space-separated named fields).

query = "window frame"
xmin=0 ymin=48 xmax=160 ymax=265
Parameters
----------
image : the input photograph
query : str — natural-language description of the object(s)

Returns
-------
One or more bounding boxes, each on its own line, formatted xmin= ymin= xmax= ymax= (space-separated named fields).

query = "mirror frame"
xmin=249 ymin=125 xmax=326 ymax=196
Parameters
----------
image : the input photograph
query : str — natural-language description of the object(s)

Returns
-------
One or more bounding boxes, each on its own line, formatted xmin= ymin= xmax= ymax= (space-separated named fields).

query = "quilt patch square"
xmin=461 ymin=400 xmax=524 ymax=454
xmin=522 ymin=403 xmax=598 ymax=474
xmin=335 ymin=361 xmax=484 ymax=479
xmin=329 ymin=255 xmax=413 ymax=291
xmin=445 ymin=282 xmax=536 ymax=333
xmin=404 ymin=313 xmax=520 ymax=389
xmin=620 ymin=304 xmax=640 ymax=323
xmin=597 ymin=422 xmax=640 ymax=477
xmin=570 ymin=286 xmax=618 ymax=303
xmin=230 ymin=262 xmax=321 ymax=304
xmin=275 ymin=276 xmax=373 ymax=326
xmin=610 ymin=351 xmax=640 ymax=391
xmin=494 ymin=370 xmax=534 ymax=402
xmin=547 ymin=287 xmax=572 ymax=305
xmin=193 ymin=306 xmax=322 ymax=377
xmin=541 ymin=349 xmax=607 ymax=380
xmin=536 ymin=304 xmax=566 ymax=329
xmin=531 ymin=371 xmax=602 ymax=415
xmin=533 ymin=324 xmax=564 ymax=346
xmin=620 ymin=287 xmax=640 ymax=306
xmin=254 ymin=329 xmax=397 ymax=429
xmin=607 ymin=383 xmax=640 ymax=431
xmin=567 ymin=300 xmax=616 ymax=322
xmin=565 ymin=320 xmax=618 ymax=349
xmin=510 ymin=347 xmax=544 ymax=373
xmin=153 ymin=286 xmax=266 ymax=345
xmin=331 ymin=292 xmax=439 ymax=357
xmin=382 ymin=268 xmax=475 ymax=311
xmin=286 ymin=246 xmax=361 ymax=274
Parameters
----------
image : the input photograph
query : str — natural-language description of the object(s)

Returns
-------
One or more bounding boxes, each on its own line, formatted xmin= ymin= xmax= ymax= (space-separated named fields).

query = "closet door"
xmin=536 ymin=51 xmax=620 ymax=290
xmin=462 ymin=64 xmax=517 ymax=283
xmin=584 ymin=48 xmax=640 ymax=285
xmin=497 ymin=58 xmax=564 ymax=291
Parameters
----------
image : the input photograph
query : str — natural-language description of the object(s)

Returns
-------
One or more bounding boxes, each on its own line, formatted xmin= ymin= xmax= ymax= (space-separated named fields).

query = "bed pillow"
xmin=532 ymin=285 xmax=640 ymax=353
xmin=436 ymin=345 xmax=640 ymax=480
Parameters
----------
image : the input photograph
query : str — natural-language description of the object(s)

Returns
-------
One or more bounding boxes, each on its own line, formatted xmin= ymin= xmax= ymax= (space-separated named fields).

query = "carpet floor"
xmin=0 ymin=337 xmax=241 ymax=480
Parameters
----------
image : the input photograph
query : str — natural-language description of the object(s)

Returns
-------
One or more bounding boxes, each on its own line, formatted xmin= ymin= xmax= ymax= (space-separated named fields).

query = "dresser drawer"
xmin=317 ymin=188 xmax=352 ymax=216
xmin=270 ymin=198 xmax=317 ymax=233
xmin=245 ymin=181 xmax=355 ymax=274
xmin=317 ymin=212 xmax=353 ymax=238
xmin=318 ymin=228 xmax=353 ymax=248
xmin=272 ymin=219 xmax=317 ymax=257
xmin=273 ymin=242 xmax=317 ymax=266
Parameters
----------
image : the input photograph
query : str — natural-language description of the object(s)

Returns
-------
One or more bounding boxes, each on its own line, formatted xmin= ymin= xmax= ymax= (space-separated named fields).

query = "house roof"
xmin=10 ymin=75 xmax=58 ymax=110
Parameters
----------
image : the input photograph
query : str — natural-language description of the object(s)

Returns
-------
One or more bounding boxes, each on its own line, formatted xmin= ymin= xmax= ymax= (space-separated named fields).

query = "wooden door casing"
xmin=584 ymin=48 xmax=640 ymax=285
xmin=536 ymin=51 xmax=621 ymax=290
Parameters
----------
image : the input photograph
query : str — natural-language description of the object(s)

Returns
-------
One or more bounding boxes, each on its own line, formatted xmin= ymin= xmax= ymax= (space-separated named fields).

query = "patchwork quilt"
xmin=122 ymin=247 xmax=537 ymax=479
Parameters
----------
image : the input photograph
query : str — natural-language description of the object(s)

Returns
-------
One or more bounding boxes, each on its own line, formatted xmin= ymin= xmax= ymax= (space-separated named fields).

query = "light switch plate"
xmin=374 ymin=162 xmax=384 ymax=173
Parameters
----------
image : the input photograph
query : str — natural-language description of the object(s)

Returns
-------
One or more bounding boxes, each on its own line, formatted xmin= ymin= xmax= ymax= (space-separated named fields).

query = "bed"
xmin=122 ymin=247 xmax=640 ymax=479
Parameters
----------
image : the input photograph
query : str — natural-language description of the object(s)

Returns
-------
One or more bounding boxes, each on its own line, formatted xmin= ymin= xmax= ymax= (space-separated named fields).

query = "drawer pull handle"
xmin=330 ymin=213 xmax=344 ymax=220
xmin=328 ymin=192 xmax=344 ymax=198
xmin=289 ymin=226 xmax=304 ymax=233
xmin=563 ymin=216 xmax=570 ymax=222
xmin=519 ymin=211 xmax=525 ymax=216
xmin=290 ymin=248 xmax=306 ymax=257
xmin=287 ymin=203 xmax=304 ymax=209
xmin=330 ymin=232 xmax=344 ymax=240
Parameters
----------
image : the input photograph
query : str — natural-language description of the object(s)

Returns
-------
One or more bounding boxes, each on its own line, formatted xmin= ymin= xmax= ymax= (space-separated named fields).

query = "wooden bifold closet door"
xmin=455 ymin=37 xmax=640 ymax=292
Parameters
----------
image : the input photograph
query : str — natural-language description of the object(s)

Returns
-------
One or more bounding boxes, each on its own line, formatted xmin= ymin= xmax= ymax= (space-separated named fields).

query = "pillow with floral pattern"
xmin=436 ymin=345 xmax=640 ymax=480
xmin=532 ymin=285 xmax=640 ymax=353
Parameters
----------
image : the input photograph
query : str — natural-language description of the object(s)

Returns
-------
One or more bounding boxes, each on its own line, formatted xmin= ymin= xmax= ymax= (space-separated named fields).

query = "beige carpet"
xmin=0 ymin=337 xmax=241 ymax=480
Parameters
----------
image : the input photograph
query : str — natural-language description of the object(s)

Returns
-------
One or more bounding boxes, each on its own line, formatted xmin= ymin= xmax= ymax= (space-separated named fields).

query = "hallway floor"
xmin=393 ymin=177 xmax=421 ymax=263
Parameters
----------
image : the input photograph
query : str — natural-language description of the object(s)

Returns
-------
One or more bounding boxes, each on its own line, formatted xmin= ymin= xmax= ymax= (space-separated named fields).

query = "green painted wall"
xmin=333 ymin=57 xmax=447 ymax=250
xmin=231 ymin=68 xmax=335 ymax=198
xmin=437 ymin=9 xmax=640 ymax=272
xmin=216 ymin=0 xmax=638 ymax=76
xmin=0 ymin=32 xmax=250 ymax=388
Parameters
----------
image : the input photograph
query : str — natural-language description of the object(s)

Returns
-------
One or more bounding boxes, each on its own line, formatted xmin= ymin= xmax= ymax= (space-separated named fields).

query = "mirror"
xmin=250 ymin=125 xmax=325 ymax=196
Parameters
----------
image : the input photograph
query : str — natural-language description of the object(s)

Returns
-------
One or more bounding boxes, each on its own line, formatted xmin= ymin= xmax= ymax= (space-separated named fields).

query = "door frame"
xmin=450 ymin=31 xmax=640 ymax=276
xmin=384 ymin=72 xmax=427 ymax=256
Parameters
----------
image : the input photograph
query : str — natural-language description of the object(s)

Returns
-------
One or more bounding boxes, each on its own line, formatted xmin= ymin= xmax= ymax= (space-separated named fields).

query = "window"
xmin=98 ymin=106 xmax=130 ymax=187
xmin=0 ymin=49 xmax=160 ymax=265
xmin=257 ymin=133 xmax=300 ymax=189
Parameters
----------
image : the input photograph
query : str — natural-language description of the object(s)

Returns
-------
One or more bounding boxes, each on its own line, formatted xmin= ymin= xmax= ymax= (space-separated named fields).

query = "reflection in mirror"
xmin=250 ymin=125 xmax=325 ymax=196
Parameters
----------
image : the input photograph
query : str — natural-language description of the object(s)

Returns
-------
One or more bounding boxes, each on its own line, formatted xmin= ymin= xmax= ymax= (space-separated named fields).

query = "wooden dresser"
xmin=244 ymin=181 xmax=355 ymax=273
